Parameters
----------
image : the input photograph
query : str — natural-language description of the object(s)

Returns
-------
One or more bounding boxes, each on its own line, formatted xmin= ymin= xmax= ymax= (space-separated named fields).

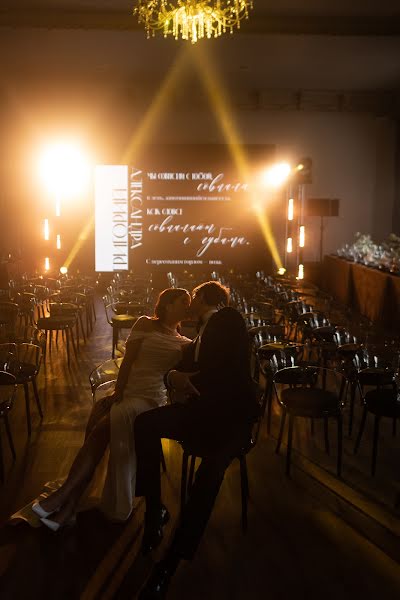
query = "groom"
xmin=134 ymin=280 xmax=259 ymax=598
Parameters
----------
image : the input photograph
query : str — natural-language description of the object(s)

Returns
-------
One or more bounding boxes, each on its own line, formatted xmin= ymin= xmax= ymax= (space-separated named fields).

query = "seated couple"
xmin=22 ymin=281 xmax=259 ymax=598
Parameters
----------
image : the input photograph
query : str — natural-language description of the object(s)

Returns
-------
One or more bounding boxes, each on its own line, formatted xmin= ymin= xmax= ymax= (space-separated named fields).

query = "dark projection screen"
xmin=95 ymin=145 xmax=275 ymax=273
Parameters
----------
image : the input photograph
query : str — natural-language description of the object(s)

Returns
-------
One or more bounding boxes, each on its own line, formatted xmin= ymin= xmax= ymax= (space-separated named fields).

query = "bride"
xmin=28 ymin=287 xmax=192 ymax=530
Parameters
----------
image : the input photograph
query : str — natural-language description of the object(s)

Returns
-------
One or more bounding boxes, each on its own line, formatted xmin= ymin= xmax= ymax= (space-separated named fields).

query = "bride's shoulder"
xmin=132 ymin=316 xmax=156 ymax=333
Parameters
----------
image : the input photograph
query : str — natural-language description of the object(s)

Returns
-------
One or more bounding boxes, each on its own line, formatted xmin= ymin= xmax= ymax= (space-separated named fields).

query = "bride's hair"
xmin=154 ymin=288 xmax=189 ymax=322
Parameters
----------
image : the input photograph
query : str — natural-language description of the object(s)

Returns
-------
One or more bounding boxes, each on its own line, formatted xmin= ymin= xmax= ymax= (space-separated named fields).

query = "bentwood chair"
xmin=0 ymin=343 xmax=44 ymax=436
xmin=102 ymin=296 xmax=138 ymax=358
xmin=353 ymin=366 xmax=400 ymax=475
xmin=0 ymin=302 xmax=19 ymax=342
xmin=274 ymin=366 xmax=346 ymax=477
xmin=0 ymin=371 xmax=17 ymax=483
xmin=89 ymin=358 xmax=123 ymax=398
xmin=179 ymin=383 xmax=264 ymax=532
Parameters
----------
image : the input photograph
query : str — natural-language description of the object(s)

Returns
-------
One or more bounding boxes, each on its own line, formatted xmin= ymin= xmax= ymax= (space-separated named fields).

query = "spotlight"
xmin=277 ymin=267 xmax=286 ymax=276
xmin=295 ymin=157 xmax=312 ymax=184
xmin=297 ymin=264 xmax=304 ymax=280
xmin=44 ymin=257 xmax=50 ymax=272
xmin=38 ymin=140 xmax=91 ymax=198
xmin=60 ymin=266 xmax=68 ymax=275
xmin=261 ymin=162 xmax=291 ymax=188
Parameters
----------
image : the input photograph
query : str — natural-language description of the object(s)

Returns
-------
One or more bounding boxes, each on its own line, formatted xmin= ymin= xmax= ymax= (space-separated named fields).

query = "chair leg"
xmin=337 ymin=415 xmax=343 ymax=478
xmin=239 ymin=455 xmax=249 ymax=532
xmin=160 ymin=446 xmax=167 ymax=473
xmin=266 ymin=381 xmax=273 ymax=435
xmin=275 ymin=409 xmax=286 ymax=454
xmin=371 ymin=416 xmax=381 ymax=477
xmin=324 ymin=417 xmax=330 ymax=455
xmin=23 ymin=382 xmax=32 ymax=436
xmin=354 ymin=406 xmax=368 ymax=454
xmin=0 ymin=429 xmax=3 ymax=484
xmin=348 ymin=381 xmax=356 ymax=437
xmin=4 ymin=415 xmax=16 ymax=459
xmin=180 ymin=451 xmax=189 ymax=517
xmin=112 ymin=328 xmax=118 ymax=358
xmin=65 ymin=329 xmax=70 ymax=366
xmin=286 ymin=414 xmax=294 ymax=477
xmin=188 ymin=455 xmax=196 ymax=494
xmin=32 ymin=378 xmax=43 ymax=419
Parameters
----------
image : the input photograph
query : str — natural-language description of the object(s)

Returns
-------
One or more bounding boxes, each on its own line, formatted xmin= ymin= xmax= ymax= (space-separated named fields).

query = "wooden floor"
xmin=0 ymin=297 xmax=399 ymax=600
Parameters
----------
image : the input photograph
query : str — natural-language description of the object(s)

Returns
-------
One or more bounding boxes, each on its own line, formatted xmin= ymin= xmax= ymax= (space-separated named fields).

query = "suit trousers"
xmin=134 ymin=403 xmax=251 ymax=559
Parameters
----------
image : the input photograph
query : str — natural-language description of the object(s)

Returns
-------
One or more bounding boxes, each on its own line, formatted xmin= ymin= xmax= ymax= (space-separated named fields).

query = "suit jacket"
xmin=168 ymin=307 xmax=259 ymax=428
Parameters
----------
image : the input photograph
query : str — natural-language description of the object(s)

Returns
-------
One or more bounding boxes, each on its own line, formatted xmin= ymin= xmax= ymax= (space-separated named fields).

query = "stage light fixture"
xmin=38 ymin=140 xmax=91 ymax=199
xmin=60 ymin=266 xmax=68 ymax=275
xmin=277 ymin=267 xmax=286 ymax=275
xmin=287 ymin=237 xmax=293 ymax=253
xmin=295 ymin=157 xmax=312 ymax=184
xmin=262 ymin=162 xmax=291 ymax=188
xmin=56 ymin=234 xmax=61 ymax=250
xmin=44 ymin=257 xmax=50 ymax=272
xmin=297 ymin=264 xmax=304 ymax=280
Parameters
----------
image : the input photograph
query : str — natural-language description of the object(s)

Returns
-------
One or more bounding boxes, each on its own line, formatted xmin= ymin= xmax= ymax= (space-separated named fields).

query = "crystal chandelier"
xmin=134 ymin=1 xmax=253 ymax=44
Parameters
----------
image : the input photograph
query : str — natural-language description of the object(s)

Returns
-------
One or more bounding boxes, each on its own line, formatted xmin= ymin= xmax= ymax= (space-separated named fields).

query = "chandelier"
xmin=134 ymin=1 xmax=253 ymax=44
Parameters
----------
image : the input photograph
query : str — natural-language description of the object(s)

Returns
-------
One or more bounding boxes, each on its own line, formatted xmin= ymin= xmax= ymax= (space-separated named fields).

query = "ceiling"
xmin=1 ymin=1 xmax=400 ymax=97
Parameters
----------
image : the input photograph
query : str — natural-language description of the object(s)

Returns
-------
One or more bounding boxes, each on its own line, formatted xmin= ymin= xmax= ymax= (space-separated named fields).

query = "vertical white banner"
xmin=95 ymin=165 xmax=129 ymax=271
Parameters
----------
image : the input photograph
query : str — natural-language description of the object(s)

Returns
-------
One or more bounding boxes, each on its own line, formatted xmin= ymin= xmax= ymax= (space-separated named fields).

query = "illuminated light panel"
xmin=44 ymin=257 xmax=50 ymax=272
xmin=298 ymin=264 xmax=304 ymax=280
xmin=288 ymin=198 xmax=294 ymax=221
xmin=43 ymin=219 xmax=49 ymax=240
xmin=287 ymin=237 xmax=293 ymax=253
xmin=299 ymin=225 xmax=305 ymax=248
xmin=56 ymin=234 xmax=61 ymax=250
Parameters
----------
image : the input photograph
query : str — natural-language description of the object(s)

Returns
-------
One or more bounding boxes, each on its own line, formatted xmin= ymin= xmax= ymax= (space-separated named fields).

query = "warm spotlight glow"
xmin=277 ymin=267 xmax=286 ymax=275
xmin=60 ymin=266 xmax=68 ymax=275
xmin=262 ymin=163 xmax=291 ymax=188
xmin=288 ymin=198 xmax=294 ymax=221
xmin=56 ymin=234 xmax=61 ymax=250
xmin=299 ymin=225 xmax=305 ymax=248
xmin=296 ymin=163 xmax=304 ymax=171
xmin=43 ymin=219 xmax=49 ymax=241
xmin=38 ymin=140 xmax=91 ymax=198
xmin=44 ymin=257 xmax=50 ymax=272
xmin=55 ymin=198 xmax=61 ymax=217
xmin=297 ymin=264 xmax=304 ymax=280
xmin=287 ymin=237 xmax=293 ymax=253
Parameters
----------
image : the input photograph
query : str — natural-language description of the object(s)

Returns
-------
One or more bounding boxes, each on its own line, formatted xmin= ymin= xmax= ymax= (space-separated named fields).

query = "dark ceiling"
xmin=1 ymin=1 xmax=400 ymax=95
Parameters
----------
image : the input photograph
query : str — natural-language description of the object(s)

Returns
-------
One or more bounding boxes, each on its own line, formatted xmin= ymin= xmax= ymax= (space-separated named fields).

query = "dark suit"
xmin=134 ymin=307 xmax=258 ymax=559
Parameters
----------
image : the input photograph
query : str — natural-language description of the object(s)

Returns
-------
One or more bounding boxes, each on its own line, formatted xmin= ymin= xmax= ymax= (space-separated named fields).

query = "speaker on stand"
xmin=305 ymin=198 xmax=339 ymax=262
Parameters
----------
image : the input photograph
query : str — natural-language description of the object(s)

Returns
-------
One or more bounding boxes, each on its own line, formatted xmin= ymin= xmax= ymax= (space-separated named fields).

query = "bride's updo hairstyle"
xmin=154 ymin=288 xmax=190 ymax=322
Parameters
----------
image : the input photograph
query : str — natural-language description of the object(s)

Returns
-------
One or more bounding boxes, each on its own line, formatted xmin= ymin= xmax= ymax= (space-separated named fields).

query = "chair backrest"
xmin=89 ymin=357 xmax=123 ymax=396
xmin=0 ymin=369 xmax=17 ymax=386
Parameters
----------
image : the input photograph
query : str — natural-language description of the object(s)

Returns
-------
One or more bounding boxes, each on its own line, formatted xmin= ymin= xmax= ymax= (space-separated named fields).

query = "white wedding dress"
xmin=10 ymin=329 xmax=190 ymax=526
xmin=99 ymin=329 xmax=190 ymax=521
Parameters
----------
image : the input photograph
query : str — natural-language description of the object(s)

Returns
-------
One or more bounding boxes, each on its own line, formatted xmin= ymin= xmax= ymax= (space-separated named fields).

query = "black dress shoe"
xmin=138 ymin=561 xmax=173 ymax=600
xmin=141 ymin=505 xmax=170 ymax=555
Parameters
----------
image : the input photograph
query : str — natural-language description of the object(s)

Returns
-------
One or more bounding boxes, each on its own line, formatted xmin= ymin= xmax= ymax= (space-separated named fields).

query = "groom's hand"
xmin=168 ymin=370 xmax=200 ymax=396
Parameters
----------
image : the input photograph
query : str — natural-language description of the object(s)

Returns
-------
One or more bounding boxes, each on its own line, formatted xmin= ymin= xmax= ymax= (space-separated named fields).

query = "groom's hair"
xmin=192 ymin=281 xmax=229 ymax=307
